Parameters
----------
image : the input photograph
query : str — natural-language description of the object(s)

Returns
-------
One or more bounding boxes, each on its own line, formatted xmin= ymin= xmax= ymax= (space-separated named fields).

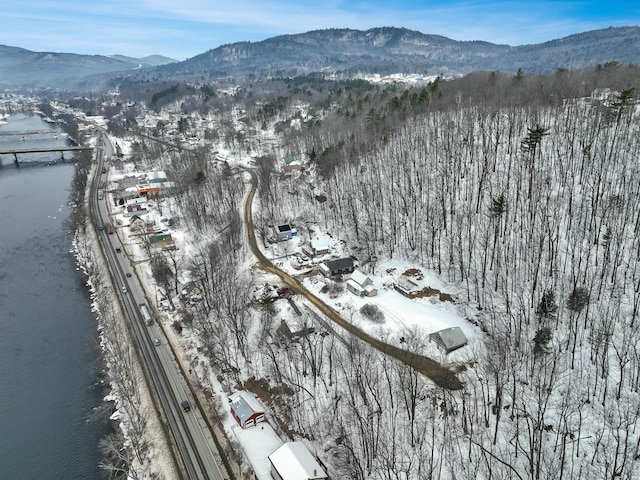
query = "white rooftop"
xmin=268 ymin=441 xmax=327 ymax=480
xmin=229 ymin=391 xmax=265 ymax=420
xmin=350 ymin=269 xmax=370 ymax=286
xmin=310 ymin=238 xmax=330 ymax=249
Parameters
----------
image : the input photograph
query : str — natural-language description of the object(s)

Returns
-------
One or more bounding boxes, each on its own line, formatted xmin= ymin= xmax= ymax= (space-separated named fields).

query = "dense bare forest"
xmin=91 ymin=64 xmax=640 ymax=479
xmin=257 ymin=67 xmax=640 ymax=479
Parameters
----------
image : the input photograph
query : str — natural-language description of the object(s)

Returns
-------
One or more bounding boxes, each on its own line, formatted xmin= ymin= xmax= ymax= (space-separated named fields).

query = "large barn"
xmin=268 ymin=442 xmax=328 ymax=480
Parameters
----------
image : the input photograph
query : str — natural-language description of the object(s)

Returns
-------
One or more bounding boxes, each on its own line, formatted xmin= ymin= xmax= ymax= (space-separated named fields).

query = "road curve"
xmin=243 ymin=170 xmax=463 ymax=390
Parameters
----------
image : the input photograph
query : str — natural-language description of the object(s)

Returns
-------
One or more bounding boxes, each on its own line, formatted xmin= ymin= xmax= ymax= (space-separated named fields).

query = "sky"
xmin=2 ymin=1 xmax=638 ymax=61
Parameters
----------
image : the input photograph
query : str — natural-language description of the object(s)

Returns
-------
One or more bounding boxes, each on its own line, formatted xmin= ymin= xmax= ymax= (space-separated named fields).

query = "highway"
xmin=89 ymin=130 xmax=230 ymax=480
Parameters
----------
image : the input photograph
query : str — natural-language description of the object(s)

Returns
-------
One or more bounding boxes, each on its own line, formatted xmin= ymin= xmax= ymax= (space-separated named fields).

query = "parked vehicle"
xmin=277 ymin=286 xmax=291 ymax=296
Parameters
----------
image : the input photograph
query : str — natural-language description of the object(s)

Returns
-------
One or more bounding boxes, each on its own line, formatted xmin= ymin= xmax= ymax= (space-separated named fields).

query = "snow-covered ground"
xmin=66 ymin=82 xmax=640 ymax=480
xmin=99 ymin=136 xmax=479 ymax=477
xmin=229 ymin=423 xmax=282 ymax=480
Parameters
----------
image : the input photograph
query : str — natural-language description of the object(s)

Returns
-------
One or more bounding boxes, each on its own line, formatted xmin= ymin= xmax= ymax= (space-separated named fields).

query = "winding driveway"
xmin=243 ymin=170 xmax=463 ymax=390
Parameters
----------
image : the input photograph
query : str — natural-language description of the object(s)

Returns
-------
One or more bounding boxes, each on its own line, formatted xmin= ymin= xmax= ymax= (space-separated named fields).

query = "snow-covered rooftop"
xmin=268 ymin=442 xmax=327 ymax=480
xmin=229 ymin=391 xmax=265 ymax=424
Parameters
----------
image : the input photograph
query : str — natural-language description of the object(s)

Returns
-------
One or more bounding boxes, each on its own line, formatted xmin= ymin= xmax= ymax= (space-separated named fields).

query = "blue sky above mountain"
xmin=2 ymin=0 xmax=638 ymax=60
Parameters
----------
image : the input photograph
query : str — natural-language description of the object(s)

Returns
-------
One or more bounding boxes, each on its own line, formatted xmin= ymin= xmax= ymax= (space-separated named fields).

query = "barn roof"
xmin=229 ymin=391 xmax=265 ymax=424
xmin=429 ymin=327 xmax=468 ymax=353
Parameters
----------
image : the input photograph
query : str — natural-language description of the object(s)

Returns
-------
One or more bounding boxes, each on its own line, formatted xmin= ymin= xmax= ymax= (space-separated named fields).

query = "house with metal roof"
xmin=429 ymin=327 xmax=468 ymax=354
xmin=268 ymin=442 xmax=328 ymax=480
xmin=318 ymin=257 xmax=355 ymax=277
xmin=229 ymin=391 xmax=266 ymax=429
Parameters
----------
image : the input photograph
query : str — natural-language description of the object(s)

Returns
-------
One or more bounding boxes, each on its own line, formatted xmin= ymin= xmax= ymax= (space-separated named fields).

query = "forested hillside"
xmin=89 ymin=63 xmax=640 ymax=479
xmin=268 ymin=69 xmax=640 ymax=479
xmin=235 ymin=67 xmax=640 ymax=479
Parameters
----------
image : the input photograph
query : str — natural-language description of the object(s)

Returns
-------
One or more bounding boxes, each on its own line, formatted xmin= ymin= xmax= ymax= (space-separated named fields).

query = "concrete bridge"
xmin=0 ymin=146 xmax=93 ymax=165
xmin=0 ymin=129 xmax=59 ymax=136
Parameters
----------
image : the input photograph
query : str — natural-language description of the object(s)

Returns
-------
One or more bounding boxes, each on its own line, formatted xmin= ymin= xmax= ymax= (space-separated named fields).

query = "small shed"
xmin=318 ymin=257 xmax=355 ymax=277
xmin=346 ymin=270 xmax=378 ymax=297
xmin=229 ymin=391 xmax=266 ymax=429
xmin=125 ymin=203 xmax=147 ymax=216
xmin=268 ymin=442 xmax=328 ymax=480
xmin=394 ymin=276 xmax=421 ymax=297
xmin=274 ymin=223 xmax=297 ymax=241
xmin=429 ymin=327 xmax=468 ymax=354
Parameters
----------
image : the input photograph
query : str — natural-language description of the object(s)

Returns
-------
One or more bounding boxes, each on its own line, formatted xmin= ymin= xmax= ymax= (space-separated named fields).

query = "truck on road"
xmin=140 ymin=303 xmax=153 ymax=326
xmin=97 ymin=189 xmax=104 ymax=200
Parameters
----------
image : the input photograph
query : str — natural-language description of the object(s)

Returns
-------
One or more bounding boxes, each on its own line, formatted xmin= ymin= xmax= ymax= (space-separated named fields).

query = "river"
xmin=0 ymin=113 xmax=106 ymax=479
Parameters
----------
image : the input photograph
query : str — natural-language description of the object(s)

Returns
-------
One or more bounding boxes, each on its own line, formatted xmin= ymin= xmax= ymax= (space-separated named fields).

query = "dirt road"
xmin=243 ymin=170 xmax=463 ymax=390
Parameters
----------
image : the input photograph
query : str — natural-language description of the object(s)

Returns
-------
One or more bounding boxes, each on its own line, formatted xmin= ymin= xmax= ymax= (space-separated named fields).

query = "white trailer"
xmin=140 ymin=303 xmax=153 ymax=326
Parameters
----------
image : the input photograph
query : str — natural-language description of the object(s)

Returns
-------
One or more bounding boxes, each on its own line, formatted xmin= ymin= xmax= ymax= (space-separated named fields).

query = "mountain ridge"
xmin=1 ymin=26 xmax=639 ymax=89
xmin=152 ymin=25 xmax=640 ymax=80
xmin=0 ymin=45 xmax=176 ymax=88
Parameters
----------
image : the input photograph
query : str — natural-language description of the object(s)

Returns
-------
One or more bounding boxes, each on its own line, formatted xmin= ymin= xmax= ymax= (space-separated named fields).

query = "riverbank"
xmin=71 ymin=135 xmax=180 ymax=479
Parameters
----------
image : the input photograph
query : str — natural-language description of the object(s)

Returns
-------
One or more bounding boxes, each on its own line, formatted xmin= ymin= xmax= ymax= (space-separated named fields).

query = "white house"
xmin=310 ymin=238 xmax=330 ymax=256
xmin=148 ymin=170 xmax=168 ymax=183
xmin=346 ymin=269 xmax=378 ymax=297
xmin=268 ymin=442 xmax=328 ymax=480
